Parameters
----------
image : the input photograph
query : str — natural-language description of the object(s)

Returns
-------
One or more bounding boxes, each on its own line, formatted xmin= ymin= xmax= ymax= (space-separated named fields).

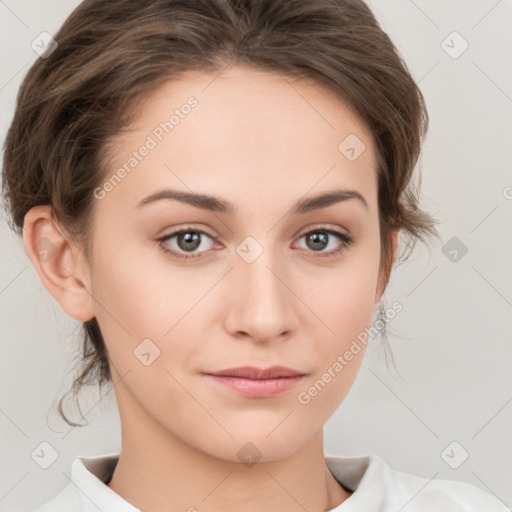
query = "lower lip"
xmin=204 ymin=374 xmax=305 ymax=398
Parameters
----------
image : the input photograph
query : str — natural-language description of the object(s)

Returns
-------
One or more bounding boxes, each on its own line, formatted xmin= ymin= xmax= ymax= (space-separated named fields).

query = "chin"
xmin=205 ymin=428 xmax=311 ymax=466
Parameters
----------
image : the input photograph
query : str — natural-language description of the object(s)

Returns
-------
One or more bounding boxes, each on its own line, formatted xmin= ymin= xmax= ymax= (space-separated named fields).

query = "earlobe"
xmin=389 ymin=228 xmax=400 ymax=262
xmin=374 ymin=229 xmax=400 ymax=304
xmin=22 ymin=205 xmax=95 ymax=322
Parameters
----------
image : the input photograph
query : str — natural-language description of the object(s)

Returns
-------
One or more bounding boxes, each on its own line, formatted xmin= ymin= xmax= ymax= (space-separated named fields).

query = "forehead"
xmin=103 ymin=64 xmax=378 ymax=213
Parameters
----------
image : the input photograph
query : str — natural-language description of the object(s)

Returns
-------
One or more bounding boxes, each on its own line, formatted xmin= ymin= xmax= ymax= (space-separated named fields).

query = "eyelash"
xmin=156 ymin=225 xmax=354 ymax=261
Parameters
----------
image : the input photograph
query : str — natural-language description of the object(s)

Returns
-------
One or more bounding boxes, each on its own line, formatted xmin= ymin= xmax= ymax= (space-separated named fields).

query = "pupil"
xmin=178 ymin=232 xmax=201 ymax=251
xmin=308 ymin=231 xmax=327 ymax=251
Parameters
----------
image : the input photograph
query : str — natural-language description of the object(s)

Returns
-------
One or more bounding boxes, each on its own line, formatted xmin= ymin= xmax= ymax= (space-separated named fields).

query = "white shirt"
xmin=33 ymin=452 xmax=509 ymax=511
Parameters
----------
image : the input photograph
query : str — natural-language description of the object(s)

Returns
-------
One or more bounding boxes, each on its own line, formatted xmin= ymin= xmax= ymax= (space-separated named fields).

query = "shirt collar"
xmin=71 ymin=452 xmax=140 ymax=511
xmin=326 ymin=453 xmax=388 ymax=510
xmin=70 ymin=452 xmax=382 ymax=511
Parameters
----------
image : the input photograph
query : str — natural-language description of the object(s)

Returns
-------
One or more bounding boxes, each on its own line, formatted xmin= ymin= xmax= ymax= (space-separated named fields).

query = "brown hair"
xmin=2 ymin=0 xmax=440 ymax=427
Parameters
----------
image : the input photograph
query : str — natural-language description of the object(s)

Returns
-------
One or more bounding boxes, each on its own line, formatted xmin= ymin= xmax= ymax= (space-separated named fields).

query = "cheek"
xmin=293 ymin=270 xmax=377 ymax=426
xmin=90 ymin=228 xmax=190 ymax=334
xmin=306 ymin=254 xmax=380 ymax=342
xmin=305 ymin=277 xmax=374 ymax=387
xmin=301 ymin=237 xmax=381 ymax=391
xmin=89 ymin=234 xmax=210 ymax=381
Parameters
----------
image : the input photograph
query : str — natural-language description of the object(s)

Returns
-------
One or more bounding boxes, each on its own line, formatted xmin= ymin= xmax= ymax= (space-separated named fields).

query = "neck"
xmin=107 ymin=401 xmax=352 ymax=512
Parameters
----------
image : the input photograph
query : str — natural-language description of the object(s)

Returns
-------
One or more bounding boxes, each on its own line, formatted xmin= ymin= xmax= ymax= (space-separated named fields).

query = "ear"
xmin=22 ymin=205 xmax=95 ymax=322
xmin=374 ymin=229 xmax=400 ymax=305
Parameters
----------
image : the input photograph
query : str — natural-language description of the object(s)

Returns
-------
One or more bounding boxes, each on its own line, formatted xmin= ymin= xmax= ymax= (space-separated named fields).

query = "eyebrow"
xmin=135 ymin=188 xmax=368 ymax=214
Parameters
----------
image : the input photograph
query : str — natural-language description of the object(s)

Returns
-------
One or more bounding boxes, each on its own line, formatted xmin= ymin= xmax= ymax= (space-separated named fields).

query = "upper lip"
xmin=205 ymin=366 xmax=305 ymax=379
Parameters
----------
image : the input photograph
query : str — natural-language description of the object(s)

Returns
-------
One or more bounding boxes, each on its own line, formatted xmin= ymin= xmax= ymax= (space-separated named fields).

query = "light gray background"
xmin=1 ymin=1 xmax=511 ymax=511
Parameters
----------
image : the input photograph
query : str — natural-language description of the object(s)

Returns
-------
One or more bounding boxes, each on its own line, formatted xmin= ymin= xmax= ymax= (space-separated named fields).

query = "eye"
xmin=157 ymin=227 xmax=216 ymax=260
xmin=157 ymin=225 xmax=354 ymax=261
xmin=294 ymin=226 xmax=354 ymax=259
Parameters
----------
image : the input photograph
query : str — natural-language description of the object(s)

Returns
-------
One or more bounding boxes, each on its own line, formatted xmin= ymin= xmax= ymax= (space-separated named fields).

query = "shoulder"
xmin=31 ymin=453 xmax=138 ymax=512
xmin=326 ymin=453 xmax=508 ymax=511
xmin=31 ymin=481 xmax=82 ymax=512
xmin=371 ymin=454 xmax=508 ymax=511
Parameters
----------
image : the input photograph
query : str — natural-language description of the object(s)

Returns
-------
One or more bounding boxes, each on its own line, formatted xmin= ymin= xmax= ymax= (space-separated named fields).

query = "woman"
xmin=2 ymin=0 xmax=507 ymax=510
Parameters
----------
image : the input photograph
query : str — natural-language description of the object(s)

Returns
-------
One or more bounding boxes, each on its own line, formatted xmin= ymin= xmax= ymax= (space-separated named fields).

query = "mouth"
xmin=203 ymin=366 xmax=306 ymax=398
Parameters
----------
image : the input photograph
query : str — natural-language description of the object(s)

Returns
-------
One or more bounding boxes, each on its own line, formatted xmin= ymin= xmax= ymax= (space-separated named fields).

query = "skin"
xmin=24 ymin=64 xmax=399 ymax=511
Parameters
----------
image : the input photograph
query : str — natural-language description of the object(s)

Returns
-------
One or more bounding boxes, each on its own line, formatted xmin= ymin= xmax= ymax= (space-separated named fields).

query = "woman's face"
xmin=84 ymin=65 xmax=393 ymax=462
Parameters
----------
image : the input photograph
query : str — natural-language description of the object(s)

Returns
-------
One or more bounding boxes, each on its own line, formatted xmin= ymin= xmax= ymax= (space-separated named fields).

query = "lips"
xmin=206 ymin=366 xmax=305 ymax=379
xmin=203 ymin=366 xmax=306 ymax=398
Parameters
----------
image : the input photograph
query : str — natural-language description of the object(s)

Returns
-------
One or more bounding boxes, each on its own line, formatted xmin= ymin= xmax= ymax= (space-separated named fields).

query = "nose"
xmin=223 ymin=240 xmax=299 ymax=344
